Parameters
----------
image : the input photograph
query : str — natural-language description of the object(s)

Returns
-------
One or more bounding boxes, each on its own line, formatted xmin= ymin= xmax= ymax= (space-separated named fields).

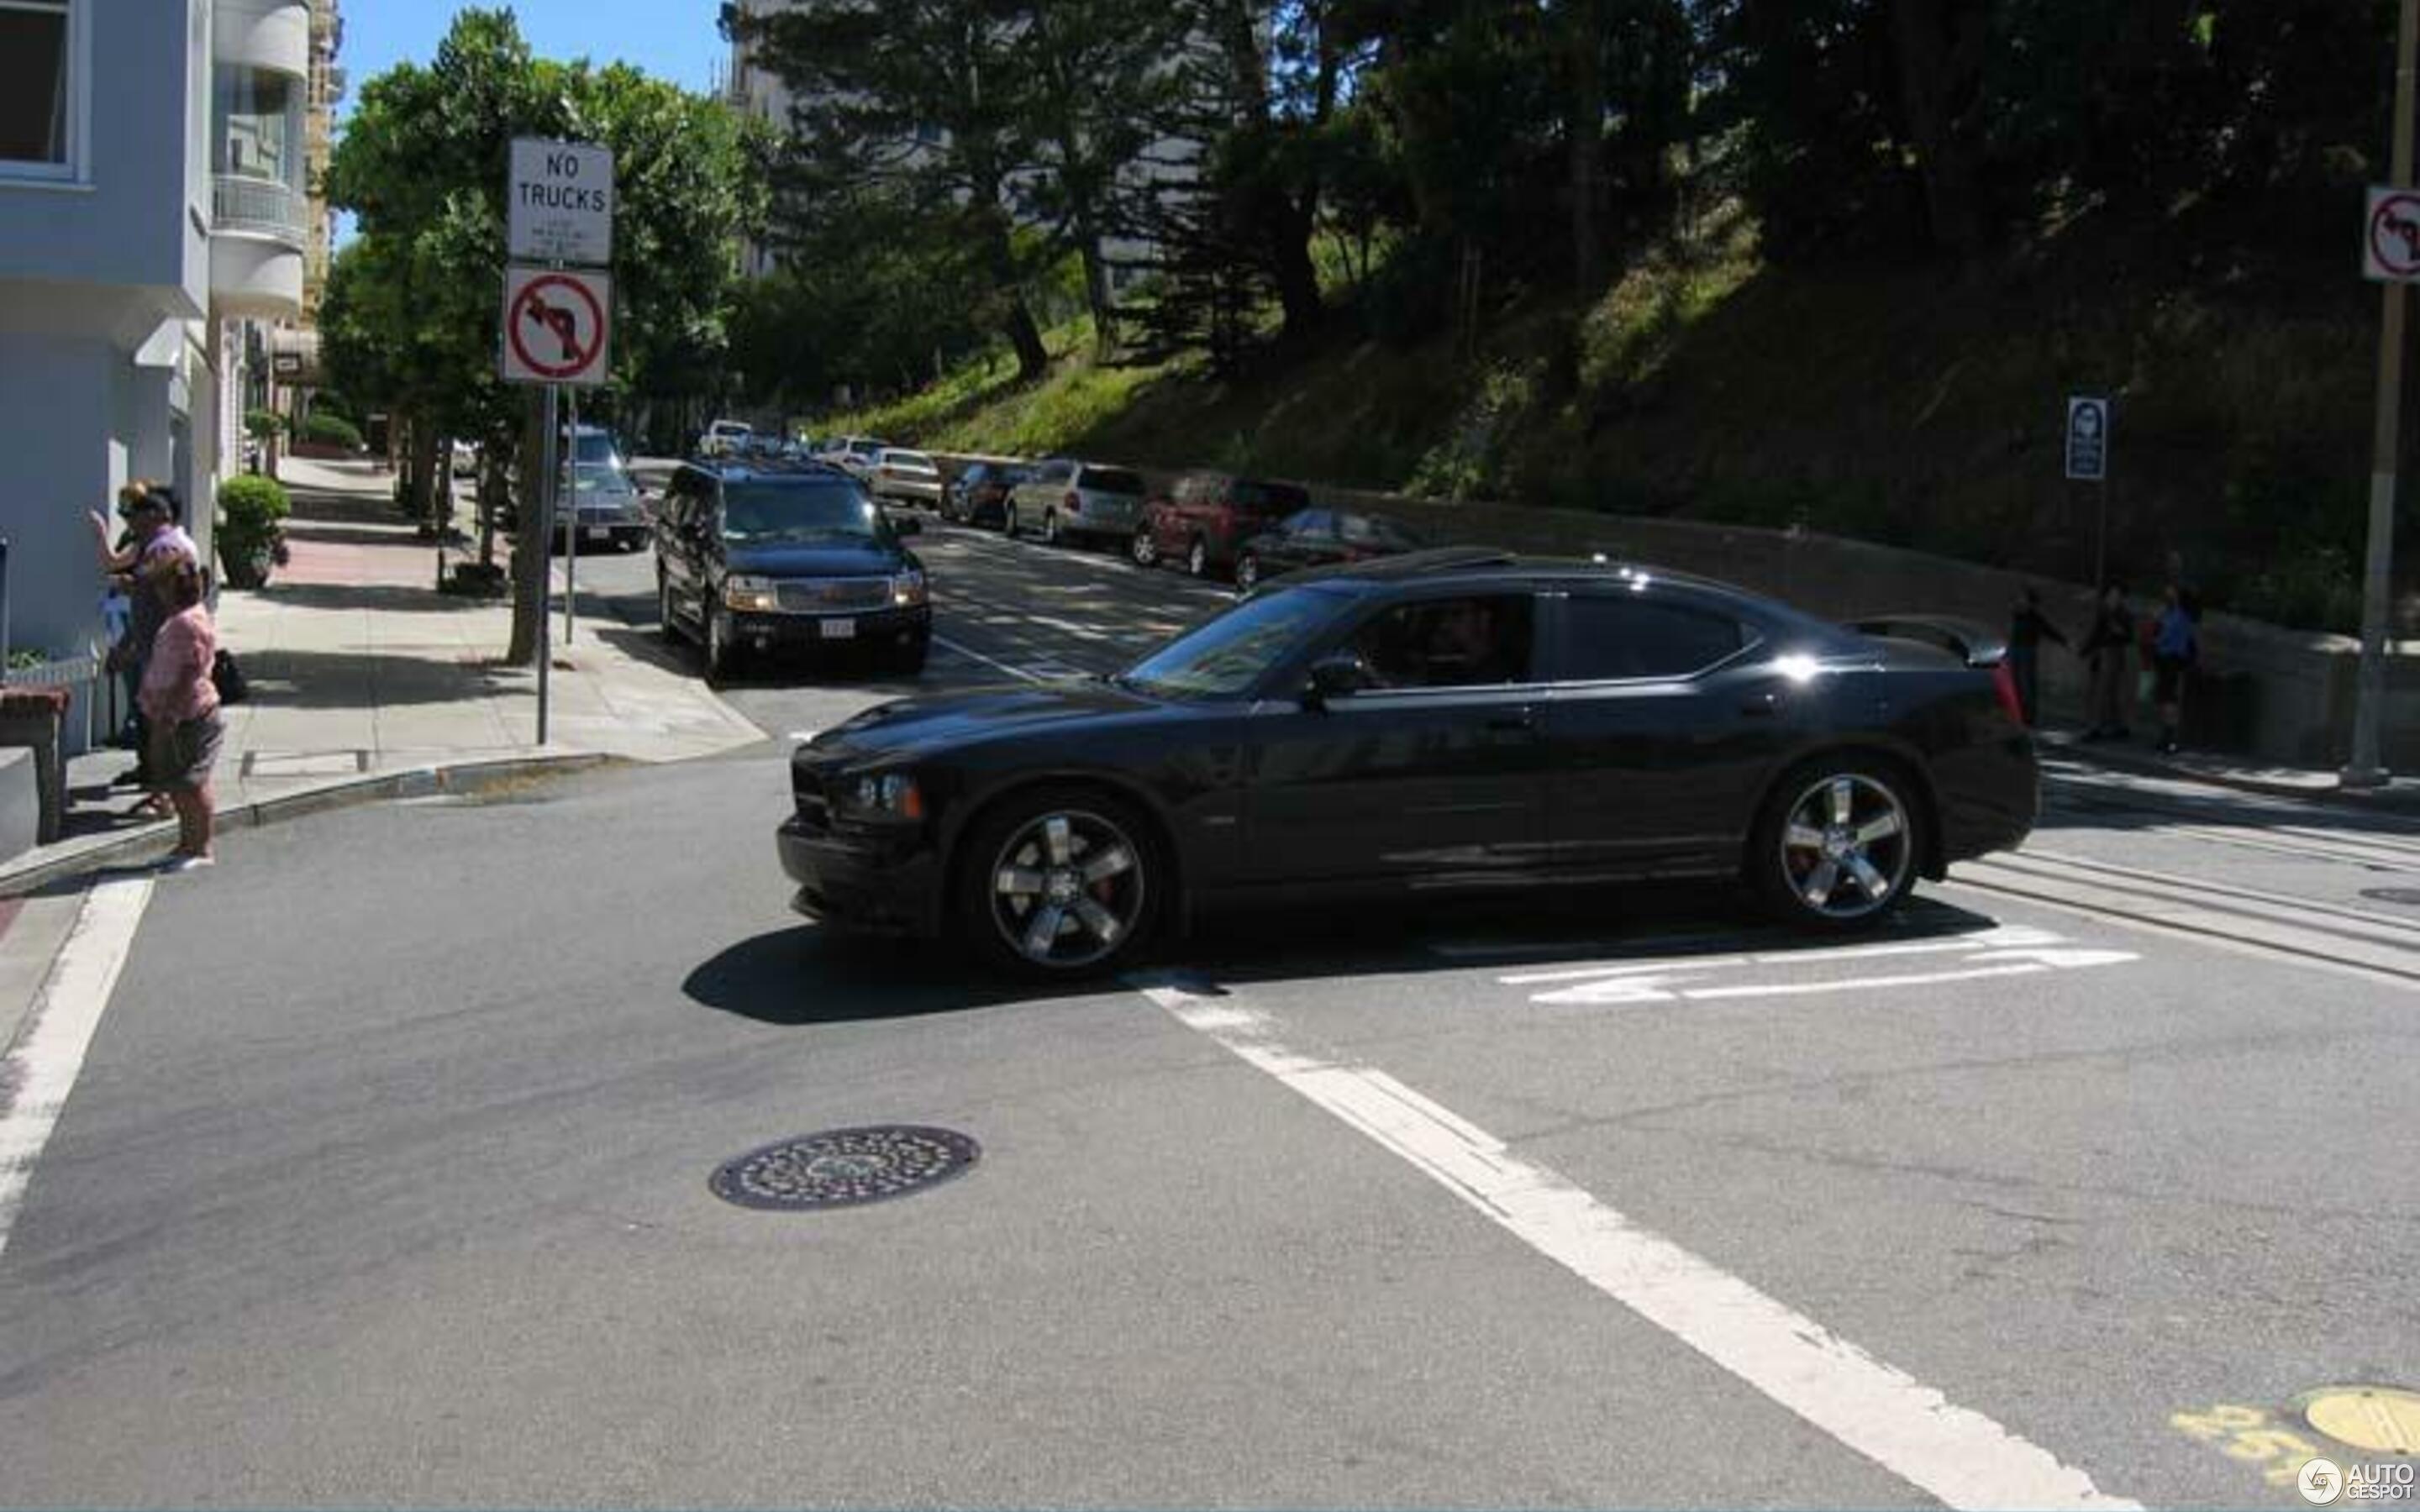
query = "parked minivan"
xmin=1006 ymin=459 xmax=1149 ymax=548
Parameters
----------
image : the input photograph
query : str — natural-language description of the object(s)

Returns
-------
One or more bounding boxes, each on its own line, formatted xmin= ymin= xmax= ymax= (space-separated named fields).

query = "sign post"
xmin=501 ymin=139 xmax=613 ymax=747
xmin=2065 ymin=396 xmax=2112 ymax=588
xmin=2350 ymin=0 xmax=2420 ymax=786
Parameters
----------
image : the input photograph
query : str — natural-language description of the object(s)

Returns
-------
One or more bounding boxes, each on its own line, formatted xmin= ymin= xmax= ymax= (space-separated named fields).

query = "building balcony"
xmin=213 ymin=175 xmax=307 ymax=248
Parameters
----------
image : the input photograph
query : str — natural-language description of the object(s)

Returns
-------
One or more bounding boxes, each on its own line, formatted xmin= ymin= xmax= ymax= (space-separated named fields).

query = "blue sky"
xmin=339 ymin=1 xmax=730 ymax=117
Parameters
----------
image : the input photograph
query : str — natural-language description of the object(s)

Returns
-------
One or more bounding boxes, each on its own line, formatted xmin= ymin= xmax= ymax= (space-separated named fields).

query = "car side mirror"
xmin=1306 ymin=652 xmax=1368 ymax=706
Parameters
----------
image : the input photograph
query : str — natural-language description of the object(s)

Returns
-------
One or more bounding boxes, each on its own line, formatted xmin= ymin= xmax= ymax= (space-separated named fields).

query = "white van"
xmin=702 ymin=419 xmax=754 ymax=458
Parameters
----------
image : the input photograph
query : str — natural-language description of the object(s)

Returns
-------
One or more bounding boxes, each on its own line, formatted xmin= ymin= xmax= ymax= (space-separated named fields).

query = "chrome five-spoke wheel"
xmin=987 ymin=808 xmax=1149 ymax=971
xmin=1773 ymin=769 xmax=1913 ymax=924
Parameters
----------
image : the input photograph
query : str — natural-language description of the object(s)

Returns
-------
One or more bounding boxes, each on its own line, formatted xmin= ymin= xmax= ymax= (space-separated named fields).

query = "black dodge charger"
xmin=777 ymin=549 xmax=2039 ymax=975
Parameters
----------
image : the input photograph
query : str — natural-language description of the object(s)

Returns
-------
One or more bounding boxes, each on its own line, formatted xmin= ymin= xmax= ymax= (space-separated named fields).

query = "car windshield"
xmin=571 ymin=464 xmax=630 ymax=495
xmin=1342 ymin=513 xmax=1423 ymax=550
xmin=1116 ymin=585 xmax=1346 ymax=700
xmin=720 ymin=481 xmax=890 ymax=543
xmin=883 ymin=452 xmax=936 ymax=471
xmin=574 ymin=433 xmax=622 ymax=467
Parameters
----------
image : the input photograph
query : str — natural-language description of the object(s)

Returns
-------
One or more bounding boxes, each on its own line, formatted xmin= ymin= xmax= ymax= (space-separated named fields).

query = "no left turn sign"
xmin=501 ymin=265 xmax=612 ymax=386
xmin=2366 ymin=187 xmax=2420 ymax=282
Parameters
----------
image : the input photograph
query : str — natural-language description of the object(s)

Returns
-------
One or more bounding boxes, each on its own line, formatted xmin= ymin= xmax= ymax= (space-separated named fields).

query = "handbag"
xmin=211 ymin=648 xmax=249 ymax=704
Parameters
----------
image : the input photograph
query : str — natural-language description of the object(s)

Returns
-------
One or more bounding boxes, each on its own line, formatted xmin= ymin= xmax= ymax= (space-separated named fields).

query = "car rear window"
xmin=1233 ymin=480 xmax=1308 ymax=512
xmin=1083 ymin=467 xmax=1146 ymax=496
xmin=882 ymin=450 xmax=936 ymax=470
xmin=1559 ymin=596 xmax=1749 ymax=680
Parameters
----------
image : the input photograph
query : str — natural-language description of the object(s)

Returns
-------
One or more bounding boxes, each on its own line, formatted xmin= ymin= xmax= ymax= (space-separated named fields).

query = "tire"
xmin=956 ymin=785 xmax=1163 ymax=978
xmin=704 ymin=606 xmax=740 ymax=687
xmin=1749 ymin=756 xmax=1923 ymax=932
xmin=1234 ymin=553 xmax=1261 ymax=595
xmin=1186 ymin=537 xmax=1208 ymax=578
xmin=1130 ymin=530 xmax=1159 ymax=569
xmin=657 ymin=572 xmax=681 ymax=645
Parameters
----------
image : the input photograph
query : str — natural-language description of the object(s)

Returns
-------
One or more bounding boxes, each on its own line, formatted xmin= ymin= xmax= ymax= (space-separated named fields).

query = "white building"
xmin=0 ymin=0 xmax=315 ymax=751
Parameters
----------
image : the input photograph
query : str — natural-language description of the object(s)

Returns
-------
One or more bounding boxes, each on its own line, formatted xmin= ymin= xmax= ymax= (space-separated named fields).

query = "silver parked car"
xmin=869 ymin=448 xmax=944 ymax=508
xmin=819 ymin=435 xmax=889 ymax=480
xmin=1007 ymin=459 xmax=1150 ymax=547
xmin=560 ymin=461 xmax=650 ymax=551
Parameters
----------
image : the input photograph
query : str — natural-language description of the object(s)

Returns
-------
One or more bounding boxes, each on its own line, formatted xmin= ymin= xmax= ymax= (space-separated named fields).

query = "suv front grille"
xmin=776 ymin=577 xmax=892 ymax=613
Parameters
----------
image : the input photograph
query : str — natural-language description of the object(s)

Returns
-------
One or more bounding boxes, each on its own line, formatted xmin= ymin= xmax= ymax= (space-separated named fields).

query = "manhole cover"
xmin=2299 ymin=1386 xmax=2420 ymax=1455
xmin=709 ymin=1126 xmax=979 ymax=1211
xmin=2361 ymin=889 xmax=2420 ymax=907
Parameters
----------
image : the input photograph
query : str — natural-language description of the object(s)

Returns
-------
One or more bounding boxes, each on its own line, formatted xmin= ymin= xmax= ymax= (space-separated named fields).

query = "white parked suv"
xmin=1006 ymin=459 xmax=1150 ymax=547
xmin=701 ymin=419 xmax=754 ymax=458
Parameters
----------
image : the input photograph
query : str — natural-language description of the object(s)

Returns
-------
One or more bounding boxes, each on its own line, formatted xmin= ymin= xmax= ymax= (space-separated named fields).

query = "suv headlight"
xmin=723 ymin=575 xmax=779 ymax=612
xmin=892 ymin=569 xmax=929 ymax=607
xmin=838 ymin=770 xmax=925 ymax=822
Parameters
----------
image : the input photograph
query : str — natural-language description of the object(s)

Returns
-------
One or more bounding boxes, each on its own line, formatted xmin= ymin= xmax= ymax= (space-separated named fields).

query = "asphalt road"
xmin=4 ymin=516 xmax=2419 ymax=1508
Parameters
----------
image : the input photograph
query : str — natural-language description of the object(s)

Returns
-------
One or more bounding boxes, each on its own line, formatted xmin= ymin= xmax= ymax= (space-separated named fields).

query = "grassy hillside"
xmin=829 ymin=203 xmax=2385 ymax=633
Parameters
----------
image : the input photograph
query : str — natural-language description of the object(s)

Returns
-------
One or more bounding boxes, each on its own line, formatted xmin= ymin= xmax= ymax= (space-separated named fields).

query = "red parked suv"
xmin=1129 ymin=472 xmax=1312 ymax=580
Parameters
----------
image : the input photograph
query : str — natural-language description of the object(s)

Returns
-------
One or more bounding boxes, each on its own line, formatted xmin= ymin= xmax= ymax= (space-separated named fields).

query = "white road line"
xmin=0 ymin=875 xmax=154 ymax=1263
xmin=1497 ymin=923 xmax=2065 ymax=985
xmin=931 ymin=633 xmax=1047 ymax=685
xmin=1134 ymin=973 xmax=2136 ymax=1511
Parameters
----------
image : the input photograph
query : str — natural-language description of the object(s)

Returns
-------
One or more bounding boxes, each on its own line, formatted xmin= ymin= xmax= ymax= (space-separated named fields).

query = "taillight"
xmin=1991 ymin=662 xmax=2027 ymax=727
xmin=1064 ymin=491 xmax=1081 ymax=512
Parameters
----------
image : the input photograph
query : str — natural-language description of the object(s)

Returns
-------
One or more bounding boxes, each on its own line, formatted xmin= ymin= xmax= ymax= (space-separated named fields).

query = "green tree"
xmin=326 ymin=8 xmax=765 ymax=664
xmin=724 ymin=0 xmax=1055 ymax=381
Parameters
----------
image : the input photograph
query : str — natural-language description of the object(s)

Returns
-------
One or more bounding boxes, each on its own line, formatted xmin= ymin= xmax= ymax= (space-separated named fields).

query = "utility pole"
xmin=2348 ymin=0 xmax=2420 ymax=789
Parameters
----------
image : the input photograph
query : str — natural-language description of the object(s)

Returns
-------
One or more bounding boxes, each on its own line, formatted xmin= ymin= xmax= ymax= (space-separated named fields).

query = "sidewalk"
xmin=2034 ymin=722 xmax=2420 ymax=813
xmin=5 ymin=456 xmax=765 ymax=890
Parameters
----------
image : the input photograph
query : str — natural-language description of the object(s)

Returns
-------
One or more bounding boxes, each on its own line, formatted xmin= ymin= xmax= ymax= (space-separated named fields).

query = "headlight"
xmin=839 ymin=770 xmax=925 ymax=822
xmin=892 ymin=569 xmax=929 ymax=607
xmin=723 ymin=575 xmax=779 ymax=612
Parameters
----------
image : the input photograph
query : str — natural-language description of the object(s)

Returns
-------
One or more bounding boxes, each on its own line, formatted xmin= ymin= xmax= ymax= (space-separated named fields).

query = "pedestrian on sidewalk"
xmin=2007 ymin=585 xmax=2069 ymax=726
xmin=2078 ymin=581 xmax=2134 ymax=740
xmin=89 ymin=485 xmax=197 ymax=792
xmin=2151 ymin=583 xmax=2202 ymax=755
xmin=139 ymin=558 xmax=222 ymax=871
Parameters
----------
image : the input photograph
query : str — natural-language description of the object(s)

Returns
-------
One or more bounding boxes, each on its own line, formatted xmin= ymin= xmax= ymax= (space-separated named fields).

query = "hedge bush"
xmin=243 ymin=408 xmax=286 ymax=438
xmin=300 ymin=412 xmax=364 ymax=449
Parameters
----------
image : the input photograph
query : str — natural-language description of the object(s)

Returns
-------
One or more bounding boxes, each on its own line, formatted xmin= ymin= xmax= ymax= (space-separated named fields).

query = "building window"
xmin=0 ymin=0 xmax=71 ymax=169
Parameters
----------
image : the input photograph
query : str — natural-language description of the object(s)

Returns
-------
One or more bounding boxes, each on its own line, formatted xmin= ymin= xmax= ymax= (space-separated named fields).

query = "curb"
xmin=0 ymin=752 xmax=625 ymax=898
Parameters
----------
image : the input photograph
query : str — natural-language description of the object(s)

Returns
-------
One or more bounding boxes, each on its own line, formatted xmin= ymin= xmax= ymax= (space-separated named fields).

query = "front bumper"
xmin=730 ymin=602 xmax=932 ymax=653
xmin=776 ymin=815 xmax=942 ymax=936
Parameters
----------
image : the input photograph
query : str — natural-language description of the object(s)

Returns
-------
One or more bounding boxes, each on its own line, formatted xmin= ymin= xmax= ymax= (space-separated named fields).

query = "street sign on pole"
xmin=2064 ymin=396 xmax=2109 ymax=483
xmin=508 ymin=139 xmax=614 ymax=266
xmin=500 ymin=265 xmax=612 ymax=387
xmin=2366 ymin=186 xmax=2420 ymax=282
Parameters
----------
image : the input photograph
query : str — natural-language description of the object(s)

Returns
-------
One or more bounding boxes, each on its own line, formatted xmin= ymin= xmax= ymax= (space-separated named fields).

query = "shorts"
xmin=147 ymin=710 xmax=224 ymax=793
xmin=2152 ymin=654 xmax=2189 ymax=705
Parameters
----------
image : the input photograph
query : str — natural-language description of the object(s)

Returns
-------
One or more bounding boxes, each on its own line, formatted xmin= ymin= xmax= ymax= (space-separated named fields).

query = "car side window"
xmin=1284 ymin=509 xmax=1333 ymax=540
xmin=1347 ymin=594 xmax=1538 ymax=690
xmin=1557 ymin=594 xmax=1749 ymax=681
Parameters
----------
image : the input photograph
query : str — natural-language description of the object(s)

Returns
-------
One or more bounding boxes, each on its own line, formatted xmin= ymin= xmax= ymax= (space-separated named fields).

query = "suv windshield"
xmin=1117 ymin=585 xmax=1346 ymax=700
xmin=720 ymin=480 xmax=891 ymax=544
xmin=574 ymin=433 xmax=622 ymax=467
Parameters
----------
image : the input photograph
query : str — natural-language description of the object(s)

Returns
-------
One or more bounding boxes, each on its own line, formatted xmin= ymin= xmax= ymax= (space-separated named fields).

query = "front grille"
xmin=776 ymin=578 xmax=892 ymax=613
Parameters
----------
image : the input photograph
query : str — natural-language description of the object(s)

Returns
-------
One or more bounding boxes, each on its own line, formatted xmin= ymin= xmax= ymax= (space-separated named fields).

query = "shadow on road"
xmin=683 ymin=925 xmax=1054 ymax=1024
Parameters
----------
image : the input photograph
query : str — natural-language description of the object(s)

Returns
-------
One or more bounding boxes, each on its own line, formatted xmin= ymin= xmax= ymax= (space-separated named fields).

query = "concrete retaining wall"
xmin=926 ymin=450 xmax=2413 ymax=766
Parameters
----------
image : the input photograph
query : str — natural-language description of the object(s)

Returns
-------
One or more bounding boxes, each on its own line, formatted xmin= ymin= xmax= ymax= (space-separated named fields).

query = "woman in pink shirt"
xmin=139 ymin=559 xmax=223 ymax=871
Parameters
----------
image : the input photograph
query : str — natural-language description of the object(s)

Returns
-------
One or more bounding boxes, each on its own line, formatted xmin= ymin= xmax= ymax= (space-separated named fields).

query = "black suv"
xmin=654 ymin=459 xmax=931 ymax=683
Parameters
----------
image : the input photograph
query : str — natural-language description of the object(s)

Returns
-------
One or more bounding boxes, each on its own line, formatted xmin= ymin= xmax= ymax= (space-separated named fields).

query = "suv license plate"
xmin=585 ymin=527 xmax=609 ymax=541
xmin=820 ymin=618 xmax=856 ymax=640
